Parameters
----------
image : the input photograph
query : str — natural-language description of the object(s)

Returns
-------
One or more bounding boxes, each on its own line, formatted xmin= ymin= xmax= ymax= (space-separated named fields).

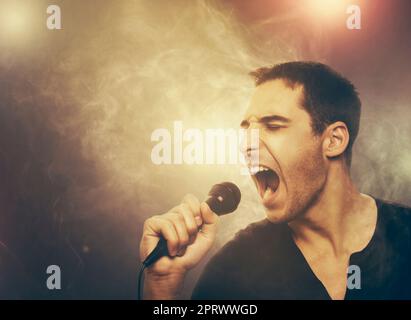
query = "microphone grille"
xmin=206 ymin=182 xmax=241 ymax=215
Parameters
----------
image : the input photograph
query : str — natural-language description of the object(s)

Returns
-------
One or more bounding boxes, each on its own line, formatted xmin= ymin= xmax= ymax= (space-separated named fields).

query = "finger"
xmin=200 ymin=202 xmax=218 ymax=225
xmin=176 ymin=204 xmax=201 ymax=245
xmin=182 ymin=194 xmax=200 ymax=213
xmin=177 ymin=203 xmax=200 ymax=236
xmin=144 ymin=216 xmax=180 ymax=257
xmin=199 ymin=202 xmax=219 ymax=238
xmin=182 ymin=194 xmax=203 ymax=226
xmin=176 ymin=247 xmax=187 ymax=257
xmin=163 ymin=213 xmax=190 ymax=252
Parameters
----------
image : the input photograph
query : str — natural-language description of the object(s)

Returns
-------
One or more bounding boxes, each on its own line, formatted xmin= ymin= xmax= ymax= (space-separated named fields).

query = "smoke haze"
xmin=0 ymin=0 xmax=410 ymax=298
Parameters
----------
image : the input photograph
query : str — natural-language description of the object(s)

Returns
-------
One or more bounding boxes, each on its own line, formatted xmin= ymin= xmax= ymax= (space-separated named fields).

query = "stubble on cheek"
xmin=283 ymin=145 xmax=326 ymax=220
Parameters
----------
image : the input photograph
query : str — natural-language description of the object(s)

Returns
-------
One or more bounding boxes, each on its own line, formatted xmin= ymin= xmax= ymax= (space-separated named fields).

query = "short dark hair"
xmin=250 ymin=61 xmax=361 ymax=166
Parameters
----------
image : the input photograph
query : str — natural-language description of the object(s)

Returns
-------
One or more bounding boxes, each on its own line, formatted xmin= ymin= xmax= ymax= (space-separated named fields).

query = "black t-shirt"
xmin=191 ymin=199 xmax=411 ymax=299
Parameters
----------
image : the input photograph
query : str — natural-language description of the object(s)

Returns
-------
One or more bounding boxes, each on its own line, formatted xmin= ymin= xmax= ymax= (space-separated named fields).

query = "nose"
xmin=243 ymin=146 xmax=258 ymax=157
xmin=240 ymin=128 xmax=260 ymax=164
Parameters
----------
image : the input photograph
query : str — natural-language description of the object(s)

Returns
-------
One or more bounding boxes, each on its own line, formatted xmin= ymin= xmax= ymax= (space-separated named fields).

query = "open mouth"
xmin=250 ymin=166 xmax=280 ymax=201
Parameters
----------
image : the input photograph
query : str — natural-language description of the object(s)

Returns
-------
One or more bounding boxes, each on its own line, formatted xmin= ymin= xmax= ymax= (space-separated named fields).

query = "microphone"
xmin=142 ymin=182 xmax=241 ymax=268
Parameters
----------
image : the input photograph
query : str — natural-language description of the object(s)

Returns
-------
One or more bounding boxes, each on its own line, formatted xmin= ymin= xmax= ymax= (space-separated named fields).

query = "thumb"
xmin=199 ymin=202 xmax=219 ymax=237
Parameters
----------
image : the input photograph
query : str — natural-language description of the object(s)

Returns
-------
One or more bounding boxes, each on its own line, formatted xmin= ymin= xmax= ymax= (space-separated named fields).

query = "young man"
xmin=140 ymin=62 xmax=411 ymax=300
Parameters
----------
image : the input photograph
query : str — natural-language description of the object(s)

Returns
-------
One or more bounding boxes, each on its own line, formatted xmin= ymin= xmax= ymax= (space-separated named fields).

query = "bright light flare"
xmin=0 ymin=2 xmax=31 ymax=43
xmin=304 ymin=0 xmax=348 ymax=21
xmin=3 ymin=11 xmax=26 ymax=31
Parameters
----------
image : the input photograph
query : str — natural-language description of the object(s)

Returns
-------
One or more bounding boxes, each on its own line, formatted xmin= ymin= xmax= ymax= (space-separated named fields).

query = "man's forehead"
xmin=244 ymin=79 xmax=304 ymax=120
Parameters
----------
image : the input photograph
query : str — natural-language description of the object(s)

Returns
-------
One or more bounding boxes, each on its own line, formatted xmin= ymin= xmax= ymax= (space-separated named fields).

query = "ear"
xmin=322 ymin=122 xmax=350 ymax=159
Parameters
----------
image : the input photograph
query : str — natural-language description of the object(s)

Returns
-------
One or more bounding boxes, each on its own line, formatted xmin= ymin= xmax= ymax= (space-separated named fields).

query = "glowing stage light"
xmin=3 ymin=11 xmax=26 ymax=32
xmin=304 ymin=0 xmax=348 ymax=21
xmin=0 ymin=2 xmax=31 ymax=43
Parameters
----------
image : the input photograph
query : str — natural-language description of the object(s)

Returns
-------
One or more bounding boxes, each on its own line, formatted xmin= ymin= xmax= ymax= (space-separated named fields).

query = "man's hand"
xmin=139 ymin=194 xmax=219 ymax=299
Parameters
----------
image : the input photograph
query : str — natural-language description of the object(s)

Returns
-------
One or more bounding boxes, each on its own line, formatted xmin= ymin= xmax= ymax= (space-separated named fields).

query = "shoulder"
xmin=191 ymin=219 xmax=289 ymax=299
xmin=378 ymin=198 xmax=411 ymax=213
xmin=214 ymin=219 xmax=288 ymax=262
xmin=376 ymin=198 xmax=411 ymax=239
xmin=377 ymin=199 xmax=411 ymax=223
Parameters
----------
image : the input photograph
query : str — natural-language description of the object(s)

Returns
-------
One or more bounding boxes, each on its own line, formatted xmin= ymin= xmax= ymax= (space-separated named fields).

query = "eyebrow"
xmin=240 ymin=115 xmax=291 ymax=128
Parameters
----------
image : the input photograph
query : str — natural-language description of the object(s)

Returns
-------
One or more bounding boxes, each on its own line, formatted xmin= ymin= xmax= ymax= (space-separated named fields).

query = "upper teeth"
xmin=249 ymin=166 xmax=270 ymax=174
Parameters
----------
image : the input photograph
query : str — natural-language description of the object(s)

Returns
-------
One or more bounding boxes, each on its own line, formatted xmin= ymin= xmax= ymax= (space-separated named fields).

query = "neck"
xmin=288 ymin=162 xmax=376 ymax=257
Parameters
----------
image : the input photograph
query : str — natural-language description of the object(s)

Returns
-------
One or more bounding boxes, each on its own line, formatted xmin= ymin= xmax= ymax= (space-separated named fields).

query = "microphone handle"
xmin=142 ymin=237 xmax=169 ymax=267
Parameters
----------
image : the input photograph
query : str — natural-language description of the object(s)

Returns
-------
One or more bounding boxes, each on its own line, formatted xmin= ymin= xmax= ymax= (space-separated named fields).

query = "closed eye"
xmin=265 ymin=124 xmax=283 ymax=130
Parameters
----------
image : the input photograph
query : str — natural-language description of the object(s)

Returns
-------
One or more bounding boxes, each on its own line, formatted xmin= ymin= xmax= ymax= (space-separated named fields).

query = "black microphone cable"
xmin=137 ymin=262 xmax=146 ymax=300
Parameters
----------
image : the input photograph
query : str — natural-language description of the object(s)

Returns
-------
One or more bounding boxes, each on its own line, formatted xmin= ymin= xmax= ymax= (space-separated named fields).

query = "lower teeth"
xmin=264 ymin=187 xmax=274 ymax=197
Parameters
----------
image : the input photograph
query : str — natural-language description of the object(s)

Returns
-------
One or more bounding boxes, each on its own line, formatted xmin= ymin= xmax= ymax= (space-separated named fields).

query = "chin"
xmin=264 ymin=207 xmax=292 ymax=224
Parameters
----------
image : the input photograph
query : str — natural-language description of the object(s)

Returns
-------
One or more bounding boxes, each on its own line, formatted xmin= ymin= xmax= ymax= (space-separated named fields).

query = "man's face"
xmin=241 ymin=79 xmax=327 ymax=223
